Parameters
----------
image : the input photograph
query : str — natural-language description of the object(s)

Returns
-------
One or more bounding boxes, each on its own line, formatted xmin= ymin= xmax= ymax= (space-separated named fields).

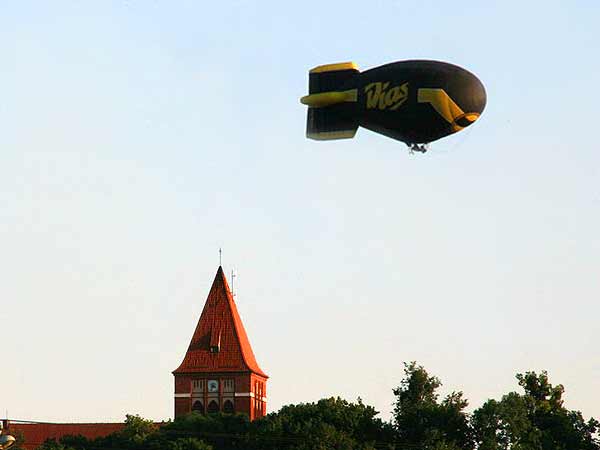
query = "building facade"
xmin=172 ymin=266 xmax=268 ymax=420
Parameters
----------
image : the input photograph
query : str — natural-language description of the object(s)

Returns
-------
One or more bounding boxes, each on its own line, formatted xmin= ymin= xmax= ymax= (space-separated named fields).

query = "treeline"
xmin=26 ymin=363 xmax=600 ymax=450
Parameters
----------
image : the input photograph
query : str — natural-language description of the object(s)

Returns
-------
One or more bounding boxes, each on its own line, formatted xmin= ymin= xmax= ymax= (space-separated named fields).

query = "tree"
xmin=472 ymin=371 xmax=600 ymax=450
xmin=37 ymin=439 xmax=76 ymax=450
xmin=24 ymin=368 xmax=600 ymax=450
xmin=163 ymin=412 xmax=249 ymax=450
xmin=392 ymin=362 xmax=473 ymax=450
xmin=119 ymin=414 xmax=159 ymax=445
xmin=248 ymin=397 xmax=394 ymax=450
xmin=168 ymin=437 xmax=213 ymax=450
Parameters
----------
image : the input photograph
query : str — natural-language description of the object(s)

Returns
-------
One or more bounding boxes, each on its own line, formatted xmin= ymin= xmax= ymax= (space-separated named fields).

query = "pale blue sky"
xmin=1 ymin=1 xmax=599 ymax=423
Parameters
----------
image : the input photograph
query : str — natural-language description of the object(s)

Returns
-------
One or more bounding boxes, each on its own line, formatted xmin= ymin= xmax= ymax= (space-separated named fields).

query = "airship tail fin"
xmin=308 ymin=62 xmax=359 ymax=94
xmin=303 ymin=62 xmax=360 ymax=140
xmin=306 ymin=106 xmax=358 ymax=140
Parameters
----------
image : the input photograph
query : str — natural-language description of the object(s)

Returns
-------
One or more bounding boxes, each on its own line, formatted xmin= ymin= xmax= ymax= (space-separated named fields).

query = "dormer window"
xmin=209 ymin=328 xmax=221 ymax=353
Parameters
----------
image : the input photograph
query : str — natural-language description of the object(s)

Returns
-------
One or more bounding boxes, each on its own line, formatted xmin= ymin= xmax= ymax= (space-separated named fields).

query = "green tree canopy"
xmin=163 ymin=412 xmax=249 ymax=450
xmin=472 ymin=370 xmax=600 ymax=450
xmin=392 ymin=362 xmax=473 ymax=450
xmin=249 ymin=397 xmax=394 ymax=450
xmin=23 ymin=364 xmax=600 ymax=450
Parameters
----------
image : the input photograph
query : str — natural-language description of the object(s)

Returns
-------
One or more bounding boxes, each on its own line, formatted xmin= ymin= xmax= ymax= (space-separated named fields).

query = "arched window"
xmin=223 ymin=399 xmax=234 ymax=414
xmin=192 ymin=400 xmax=204 ymax=413
xmin=207 ymin=400 xmax=220 ymax=413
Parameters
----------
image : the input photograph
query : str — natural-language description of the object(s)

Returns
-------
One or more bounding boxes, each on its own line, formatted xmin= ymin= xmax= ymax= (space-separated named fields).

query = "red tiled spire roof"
xmin=173 ymin=266 xmax=267 ymax=378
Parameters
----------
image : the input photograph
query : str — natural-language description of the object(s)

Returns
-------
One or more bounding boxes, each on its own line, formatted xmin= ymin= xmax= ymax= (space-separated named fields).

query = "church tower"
xmin=173 ymin=266 xmax=268 ymax=420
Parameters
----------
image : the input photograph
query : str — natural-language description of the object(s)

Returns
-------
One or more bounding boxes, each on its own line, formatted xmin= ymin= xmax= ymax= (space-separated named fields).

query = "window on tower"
xmin=207 ymin=400 xmax=220 ymax=414
xmin=192 ymin=400 xmax=204 ymax=413
xmin=223 ymin=399 xmax=234 ymax=414
xmin=223 ymin=379 xmax=234 ymax=393
xmin=192 ymin=379 xmax=205 ymax=393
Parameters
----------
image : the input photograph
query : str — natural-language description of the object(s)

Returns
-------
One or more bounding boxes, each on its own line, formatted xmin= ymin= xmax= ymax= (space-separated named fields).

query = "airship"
xmin=300 ymin=60 xmax=486 ymax=152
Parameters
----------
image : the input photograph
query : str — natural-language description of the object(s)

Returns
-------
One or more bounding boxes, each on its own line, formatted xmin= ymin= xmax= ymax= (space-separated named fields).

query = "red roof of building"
xmin=9 ymin=422 xmax=125 ymax=450
xmin=173 ymin=266 xmax=267 ymax=378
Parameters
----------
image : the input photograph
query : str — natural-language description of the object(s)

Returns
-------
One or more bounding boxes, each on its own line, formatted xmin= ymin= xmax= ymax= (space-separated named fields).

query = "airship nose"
xmin=470 ymin=76 xmax=487 ymax=115
xmin=455 ymin=75 xmax=486 ymax=128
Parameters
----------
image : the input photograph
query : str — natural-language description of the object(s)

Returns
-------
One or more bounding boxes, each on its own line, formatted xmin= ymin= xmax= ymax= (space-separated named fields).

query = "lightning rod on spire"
xmin=231 ymin=270 xmax=237 ymax=298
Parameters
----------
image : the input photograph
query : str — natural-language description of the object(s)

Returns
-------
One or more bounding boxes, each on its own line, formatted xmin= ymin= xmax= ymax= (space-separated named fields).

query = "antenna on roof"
xmin=231 ymin=269 xmax=237 ymax=298
xmin=219 ymin=248 xmax=222 ymax=266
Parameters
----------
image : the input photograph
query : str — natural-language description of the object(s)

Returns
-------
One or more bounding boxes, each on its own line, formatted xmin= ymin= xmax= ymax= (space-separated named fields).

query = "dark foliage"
xmin=473 ymin=371 xmax=600 ymax=450
xmin=392 ymin=362 xmax=473 ymax=450
xmin=29 ymin=365 xmax=599 ymax=450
